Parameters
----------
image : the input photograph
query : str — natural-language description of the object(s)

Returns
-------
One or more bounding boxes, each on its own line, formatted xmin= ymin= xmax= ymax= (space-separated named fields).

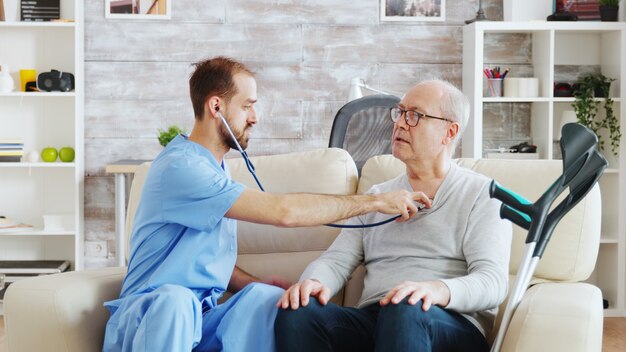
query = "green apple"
xmin=59 ymin=147 xmax=75 ymax=162
xmin=41 ymin=147 xmax=58 ymax=162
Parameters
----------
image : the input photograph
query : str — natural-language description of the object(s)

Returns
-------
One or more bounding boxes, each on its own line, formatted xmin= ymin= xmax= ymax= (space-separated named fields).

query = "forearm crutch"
xmin=489 ymin=123 xmax=607 ymax=352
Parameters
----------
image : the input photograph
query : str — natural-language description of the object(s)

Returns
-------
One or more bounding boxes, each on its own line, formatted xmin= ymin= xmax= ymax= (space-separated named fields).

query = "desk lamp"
xmin=348 ymin=77 xmax=397 ymax=102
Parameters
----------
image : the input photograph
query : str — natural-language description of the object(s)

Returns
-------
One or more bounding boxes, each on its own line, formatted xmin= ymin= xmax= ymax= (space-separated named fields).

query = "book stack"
xmin=0 ymin=139 xmax=24 ymax=162
xmin=20 ymin=0 xmax=60 ymax=22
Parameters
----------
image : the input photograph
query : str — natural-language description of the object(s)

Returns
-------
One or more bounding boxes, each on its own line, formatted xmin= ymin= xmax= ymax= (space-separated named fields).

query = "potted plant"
xmin=572 ymin=73 xmax=621 ymax=156
xmin=599 ymin=0 xmax=619 ymax=21
xmin=157 ymin=125 xmax=187 ymax=147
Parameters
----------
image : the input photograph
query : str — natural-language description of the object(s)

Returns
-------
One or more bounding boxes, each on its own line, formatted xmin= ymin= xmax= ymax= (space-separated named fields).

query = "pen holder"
xmin=486 ymin=78 xmax=504 ymax=97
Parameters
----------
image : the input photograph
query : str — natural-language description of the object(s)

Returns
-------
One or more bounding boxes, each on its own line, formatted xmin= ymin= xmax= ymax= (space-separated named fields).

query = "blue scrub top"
xmin=105 ymin=134 xmax=245 ymax=313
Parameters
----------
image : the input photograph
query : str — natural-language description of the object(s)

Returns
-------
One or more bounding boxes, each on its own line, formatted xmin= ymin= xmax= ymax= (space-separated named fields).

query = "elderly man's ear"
xmin=443 ymin=122 xmax=460 ymax=145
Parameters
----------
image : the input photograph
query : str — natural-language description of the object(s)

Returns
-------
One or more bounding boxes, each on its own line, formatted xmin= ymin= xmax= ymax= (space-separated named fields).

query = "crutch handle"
xmin=500 ymin=204 xmax=531 ymax=230
xmin=490 ymin=181 xmax=532 ymax=217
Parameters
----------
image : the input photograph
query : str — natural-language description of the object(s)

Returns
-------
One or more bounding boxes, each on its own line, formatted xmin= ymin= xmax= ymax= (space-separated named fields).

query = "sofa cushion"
xmin=354 ymin=155 xmax=601 ymax=283
xmin=226 ymin=148 xmax=359 ymax=254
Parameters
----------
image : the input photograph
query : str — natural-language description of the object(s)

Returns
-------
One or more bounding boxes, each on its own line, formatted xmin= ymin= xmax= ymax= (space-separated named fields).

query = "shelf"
xmin=553 ymin=97 xmax=621 ymax=103
xmin=603 ymin=308 xmax=623 ymax=317
xmin=0 ymin=162 xmax=75 ymax=168
xmin=605 ymin=168 xmax=619 ymax=174
xmin=0 ymin=21 xmax=75 ymax=28
xmin=482 ymin=97 xmax=621 ymax=103
xmin=0 ymin=92 xmax=76 ymax=97
xmin=0 ymin=229 xmax=75 ymax=237
xmin=472 ymin=21 xmax=626 ymax=34
xmin=601 ymin=237 xmax=619 ymax=244
xmin=483 ymin=97 xmax=551 ymax=103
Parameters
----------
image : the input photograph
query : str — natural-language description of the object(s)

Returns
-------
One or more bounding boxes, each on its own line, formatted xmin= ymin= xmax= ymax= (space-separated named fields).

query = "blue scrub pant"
xmin=274 ymin=298 xmax=489 ymax=352
xmin=103 ymin=282 xmax=284 ymax=352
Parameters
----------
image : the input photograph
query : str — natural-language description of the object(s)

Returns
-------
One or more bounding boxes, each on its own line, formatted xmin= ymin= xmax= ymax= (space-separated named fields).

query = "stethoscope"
xmin=218 ymin=112 xmax=402 ymax=229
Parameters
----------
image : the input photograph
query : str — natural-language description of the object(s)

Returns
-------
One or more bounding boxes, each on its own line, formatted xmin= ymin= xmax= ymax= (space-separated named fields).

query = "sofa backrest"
xmin=125 ymin=148 xmax=359 ymax=304
xmin=355 ymin=154 xmax=601 ymax=282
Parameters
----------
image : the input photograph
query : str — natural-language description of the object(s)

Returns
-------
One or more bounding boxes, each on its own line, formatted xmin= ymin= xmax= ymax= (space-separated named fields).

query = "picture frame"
xmin=380 ymin=0 xmax=445 ymax=22
xmin=557 ymin=0 xmax=601 ymax=21
xmin=105 ymin=0 xmax=171 ymax=20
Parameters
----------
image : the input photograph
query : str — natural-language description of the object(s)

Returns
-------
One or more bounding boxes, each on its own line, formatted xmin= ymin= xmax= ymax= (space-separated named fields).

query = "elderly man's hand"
xmin=379 ymin=280 xmax=450 ymax=311
xmin=277 ymin=279 xmax=331 ymax=310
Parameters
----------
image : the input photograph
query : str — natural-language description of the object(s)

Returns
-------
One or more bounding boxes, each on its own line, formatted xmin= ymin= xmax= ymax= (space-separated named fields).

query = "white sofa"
xmin=4 ymin=148 xmax=603 ymax=351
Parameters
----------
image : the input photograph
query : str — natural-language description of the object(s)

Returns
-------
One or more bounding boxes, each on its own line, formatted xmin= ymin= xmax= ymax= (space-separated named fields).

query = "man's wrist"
xmin=436 ymin=280 xmax=451 ymax=307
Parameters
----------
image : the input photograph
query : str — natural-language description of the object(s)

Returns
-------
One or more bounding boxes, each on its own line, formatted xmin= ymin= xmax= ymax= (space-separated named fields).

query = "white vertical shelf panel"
xmin=462 ymin=25 xmax=483 ymax=159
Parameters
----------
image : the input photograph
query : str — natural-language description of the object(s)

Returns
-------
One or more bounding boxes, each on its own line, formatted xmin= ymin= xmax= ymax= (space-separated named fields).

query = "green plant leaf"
xmin=572 ymin=73 xmax=620 ymax=156
xmin=157 ymin=125 xmax=187 ymax=147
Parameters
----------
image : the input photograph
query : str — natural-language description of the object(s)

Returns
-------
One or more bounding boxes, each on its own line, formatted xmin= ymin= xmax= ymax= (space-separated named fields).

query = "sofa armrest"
xmin=4 ymin=267 xmax=126 ymax=352
xmin=501 ymin=282 xmax=603 ymax=352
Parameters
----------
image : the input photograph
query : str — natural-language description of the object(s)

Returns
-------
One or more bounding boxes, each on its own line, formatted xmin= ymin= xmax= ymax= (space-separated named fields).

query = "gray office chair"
xmin=328 ymin=94 xmax=401 ymax=174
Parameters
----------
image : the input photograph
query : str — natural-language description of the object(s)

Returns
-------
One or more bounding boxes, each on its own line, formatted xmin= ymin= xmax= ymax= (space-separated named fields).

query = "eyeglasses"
xmin=389 ymin=107 xmax=453 ymax=127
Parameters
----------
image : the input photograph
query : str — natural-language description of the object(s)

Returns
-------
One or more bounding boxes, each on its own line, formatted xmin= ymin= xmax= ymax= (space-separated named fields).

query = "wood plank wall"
xmin=83 ymin=0 xmax=509 ymax=267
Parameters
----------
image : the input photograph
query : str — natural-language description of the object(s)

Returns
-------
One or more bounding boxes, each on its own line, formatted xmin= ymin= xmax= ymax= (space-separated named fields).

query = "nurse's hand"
xmin=375 ymin=190 xmax=431 ymax=221
xmin=277 ymin=279 xmax=330 ymax=310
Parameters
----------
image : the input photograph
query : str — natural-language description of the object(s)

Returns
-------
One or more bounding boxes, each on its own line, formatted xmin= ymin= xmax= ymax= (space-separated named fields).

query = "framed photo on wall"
xmin=105 ymin=0 xmax=171 ymax=19
xmin=381 ymin=0 xmax=445 ymax=22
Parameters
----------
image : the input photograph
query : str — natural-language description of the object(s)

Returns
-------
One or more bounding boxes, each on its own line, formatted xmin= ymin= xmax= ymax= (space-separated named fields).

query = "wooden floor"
xmin=0 ymin=316 xmax=625 ymax=351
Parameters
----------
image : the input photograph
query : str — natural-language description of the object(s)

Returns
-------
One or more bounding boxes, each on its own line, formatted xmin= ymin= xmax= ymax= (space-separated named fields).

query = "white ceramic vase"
xmin=0 ymin=64 xmax=15 ymax=93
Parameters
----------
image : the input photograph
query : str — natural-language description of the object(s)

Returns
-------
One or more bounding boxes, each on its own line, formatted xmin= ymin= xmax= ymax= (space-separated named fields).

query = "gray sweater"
xmin=301 ymin=163 xmax=512 ymax=336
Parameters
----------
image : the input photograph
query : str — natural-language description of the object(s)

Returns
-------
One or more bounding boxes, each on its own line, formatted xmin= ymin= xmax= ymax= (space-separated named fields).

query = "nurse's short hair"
xmin=190 ymin=57 xmax=255 ymax=120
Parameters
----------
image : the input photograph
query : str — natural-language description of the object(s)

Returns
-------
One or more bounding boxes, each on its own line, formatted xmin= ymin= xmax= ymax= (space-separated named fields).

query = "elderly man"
xmin=275 ymin=79 xmax=512 ymax=352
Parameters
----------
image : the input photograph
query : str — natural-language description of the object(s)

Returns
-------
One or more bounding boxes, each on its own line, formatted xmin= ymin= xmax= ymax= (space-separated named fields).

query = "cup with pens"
xmin=484 ymin=66 xmax=509 ymax=97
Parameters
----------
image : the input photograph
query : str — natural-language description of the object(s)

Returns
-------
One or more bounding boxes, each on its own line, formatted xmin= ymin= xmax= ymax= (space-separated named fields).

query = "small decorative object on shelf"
xmin=0 ymin=63 xmax=14 ymax=93
xmin=599 ymin=0 xmax=619 ymax=22
xmin=19 ymin=69 xmax=37 ymax=92
xmin=20 ymin=0 xmax=60 ymax=22
xmin=547 ymin=0 xmax=579 ymax=21
xmin=572 ymin=73 xmax=621 ymax=155
xmin=554 ymin=82 xmax=573 ymax=97
xmin=158 ymin=125 xmax=187 ymax=147
xmin=465 ymin=0 xmax=488 ymax=24
xmin=59 ymin=146 xmax=75 ymax=162
xmin=37 ymin=70 xmax=75 ymax=92
xmin=0 ymin=215 xmax=33 ymax=233
xmin=40 ymin=147 xmax=58 ymax=162
xmin=482 ymin=66 xmax=509 ymax=97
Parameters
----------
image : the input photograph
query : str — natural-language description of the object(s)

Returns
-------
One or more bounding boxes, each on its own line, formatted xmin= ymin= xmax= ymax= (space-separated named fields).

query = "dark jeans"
xmin=274 ymin=298 xmax=488 ymax=352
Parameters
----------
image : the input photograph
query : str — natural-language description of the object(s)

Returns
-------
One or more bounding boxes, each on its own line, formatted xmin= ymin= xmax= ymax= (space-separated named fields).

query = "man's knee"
xmin=275 ymin=298 xmax=324 ymax=332
xmin=380 ymin=299 xmax=432 ymax=327
xmin=149 ymin=284 xmax=200 ymax=317
xmin=242 ymin=282 xmax=284 ymax=301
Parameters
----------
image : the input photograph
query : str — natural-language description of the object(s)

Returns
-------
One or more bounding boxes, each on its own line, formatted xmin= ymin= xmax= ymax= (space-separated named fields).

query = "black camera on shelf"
xmin=37 ymin=70 xmax=74 ymax=92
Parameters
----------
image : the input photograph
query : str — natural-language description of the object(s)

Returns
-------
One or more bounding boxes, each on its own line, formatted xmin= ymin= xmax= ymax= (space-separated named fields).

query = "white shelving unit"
xmin=463 ymin=21 xmax=626 ymax=317
xmin=0 ymin=0 xmax=84 ymax=314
